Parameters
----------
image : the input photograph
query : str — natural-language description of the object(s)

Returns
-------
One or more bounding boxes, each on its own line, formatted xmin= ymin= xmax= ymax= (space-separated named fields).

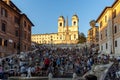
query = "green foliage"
xmin=78 ymin=32 xmax=86 ymax=43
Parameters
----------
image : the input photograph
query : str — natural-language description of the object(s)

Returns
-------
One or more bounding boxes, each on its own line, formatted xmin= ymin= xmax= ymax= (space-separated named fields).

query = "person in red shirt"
xmin=44 ymin=57 xmax=50 ymax=70
xmin=35 ymin=66 xmax=41 ymax=76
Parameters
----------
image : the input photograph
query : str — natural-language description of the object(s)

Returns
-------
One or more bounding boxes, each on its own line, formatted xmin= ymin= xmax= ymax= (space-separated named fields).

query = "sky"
xmin=12 ymin=0 xmax=115 ymax=36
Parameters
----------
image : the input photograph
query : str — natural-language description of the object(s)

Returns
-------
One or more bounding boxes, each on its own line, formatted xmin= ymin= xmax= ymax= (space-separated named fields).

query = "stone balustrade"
xmin=8 ymin=77 xmax=48 ymax=80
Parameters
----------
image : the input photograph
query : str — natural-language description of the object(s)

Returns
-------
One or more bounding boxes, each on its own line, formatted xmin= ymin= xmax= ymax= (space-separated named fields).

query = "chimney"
xmin=3 ymin=0 xmax=10 ymax=5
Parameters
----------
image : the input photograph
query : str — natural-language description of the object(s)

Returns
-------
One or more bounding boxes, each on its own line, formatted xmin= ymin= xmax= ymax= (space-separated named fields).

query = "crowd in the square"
xmin=0 ymin=45 xmax=120 ymax=80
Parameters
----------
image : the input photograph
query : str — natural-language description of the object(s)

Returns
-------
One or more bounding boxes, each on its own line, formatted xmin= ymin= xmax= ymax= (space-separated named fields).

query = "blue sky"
xmin=12 ymin=0 xmax=115 ymax=36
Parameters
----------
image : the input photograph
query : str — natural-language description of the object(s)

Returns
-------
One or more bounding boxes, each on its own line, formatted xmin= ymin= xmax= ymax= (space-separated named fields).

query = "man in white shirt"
xmin=27 ymin=66 xmax=32 ymax=78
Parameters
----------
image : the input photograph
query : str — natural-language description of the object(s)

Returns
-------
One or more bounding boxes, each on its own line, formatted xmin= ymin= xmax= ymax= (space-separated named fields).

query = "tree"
xmin=78 ymin=32 xmax=86 ymax=43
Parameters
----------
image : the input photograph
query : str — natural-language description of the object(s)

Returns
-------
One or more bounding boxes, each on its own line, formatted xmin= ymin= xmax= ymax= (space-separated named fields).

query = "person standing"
xmin=44 ymin=57 xmax=50 ymax=70
xmin=27 ymin=66 xmax=32 ymax=78
xmin=0 ymin=65 xmax=3 ymax=79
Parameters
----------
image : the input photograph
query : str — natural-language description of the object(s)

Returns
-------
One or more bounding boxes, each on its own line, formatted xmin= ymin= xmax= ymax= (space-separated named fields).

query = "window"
xmin=24 ymin=31 xmax=27 ymax=39
xmin=105 ymin=16 xmax=107 ymax=22
xmin=28 ymin=25 xmax=31 ymax=32
xmin=0 ymin=38 xmax=2 ymax=46
xmin=51 ymin=39 xmax=53 ymax=41
xmin=69 ymin=35 xmax=71 ymax=40
xmin=60 ymin=35 xmax=62 ymax=39
xmin=2 ymin=23 xmax=6 ymax=32
xmin=73 ymin=21 xmax=76 ymax=26
xmin=59 ymin=23 xmax=62 ymax=26
xmin=39 ymin=41 xmax=41 ymax=44
xmin=90 ymin=30 xmax=93 ymax=35
xmin=100 ymin=21 xmax=103 ymax=28
xmin=14 ymin=16 xmax=19 ymax=24
xmin=28 ymin=34 xmax=31 ymax=42
xmin=106 ymin=43 xmax=108 ymax=49
xmin=15 ymin=28 xmax=19 ymax=37
xmin=105 ymin=29 xmax=107 ymax=37
xmin=51 ymin=36 xmax=52 ymax=38
xmin=113 ymin=9 xmax=116 ymax=19
xmin=24 ymin=21 xmax=26 ymax=27
xmin=101 ymin=34 xmax=102 ymax=40
xmin=14 ymin=42 xmax=16 ymax=49
xmin=24 ymin=45 xmax=27 ymax=50
xmin=4 ymin=40 xmax=8 ymax=47
xmin=115 ymin=40 xmax=117 ymax=47
xmin=17 ymin=43 xmax=20 ymax=50
xmin=114 ymin=26 xmax=117 ymax=34
xmin=74 ymin=34 xmax=76 ymax=39
xmin=1 ymin=8 xmax=8 ymax=17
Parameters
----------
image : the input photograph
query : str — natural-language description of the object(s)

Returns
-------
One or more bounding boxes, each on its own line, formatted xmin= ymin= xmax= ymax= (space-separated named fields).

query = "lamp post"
xmin=17 ymin=26 xmax=21 ymax=55
xmin=9 ymin=39 xmax=13 ymax=43
xmin=9 ymin=39 xmax=13 ymax=55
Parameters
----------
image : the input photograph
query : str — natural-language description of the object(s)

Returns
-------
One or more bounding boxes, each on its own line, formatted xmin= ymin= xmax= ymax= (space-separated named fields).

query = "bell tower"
xmin=71 ymin=14 xmax=79 ymax=43
xmin=72 ymin=14 xmax=79 ymax=27
xmin=58 ymin=16 xmax=65 ymax=32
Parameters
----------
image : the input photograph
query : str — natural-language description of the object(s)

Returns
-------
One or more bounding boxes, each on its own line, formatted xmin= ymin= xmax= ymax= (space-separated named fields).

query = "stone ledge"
xmin=8 ymin=77 xmax=48 ymax=80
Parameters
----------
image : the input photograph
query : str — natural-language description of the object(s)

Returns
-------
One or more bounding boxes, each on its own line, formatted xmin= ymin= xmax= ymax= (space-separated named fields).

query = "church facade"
xmin=32 ymin=15 xmax=79 ymax=44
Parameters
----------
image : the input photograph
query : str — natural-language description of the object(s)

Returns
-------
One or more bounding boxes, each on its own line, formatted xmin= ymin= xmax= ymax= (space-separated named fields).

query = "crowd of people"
xmin=0 ymin=45 xmax=95 ymax=79
xmin=0 ymin=45 xmax=119 ymax=80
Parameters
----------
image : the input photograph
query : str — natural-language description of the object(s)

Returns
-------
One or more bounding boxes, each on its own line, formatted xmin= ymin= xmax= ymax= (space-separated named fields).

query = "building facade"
xmin=96 ymin=0 xmax=120 ymax=55
xmin=0 ymin=0 xmax=34 ymax=57
xmin=32 ymin=15 xmax=79 ymax=44
xmin=87 ymin=20 xmax=99 ymax=46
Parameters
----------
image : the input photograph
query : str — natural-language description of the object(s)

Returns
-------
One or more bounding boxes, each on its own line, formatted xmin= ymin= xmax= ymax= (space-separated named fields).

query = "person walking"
xmin=27 ymin=66 xmax=32 ymax=78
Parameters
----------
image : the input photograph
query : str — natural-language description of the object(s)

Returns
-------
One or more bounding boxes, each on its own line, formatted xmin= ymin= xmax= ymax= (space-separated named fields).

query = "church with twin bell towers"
xmin=32 ymin=14 xmax=79 ymax=44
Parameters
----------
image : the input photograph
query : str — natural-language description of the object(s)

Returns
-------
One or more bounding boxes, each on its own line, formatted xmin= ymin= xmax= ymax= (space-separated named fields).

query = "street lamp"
xmin=9 ymin=39 xmax=13 ymax=43
xmin=9 ymin=39 xmax=13 ymax=55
